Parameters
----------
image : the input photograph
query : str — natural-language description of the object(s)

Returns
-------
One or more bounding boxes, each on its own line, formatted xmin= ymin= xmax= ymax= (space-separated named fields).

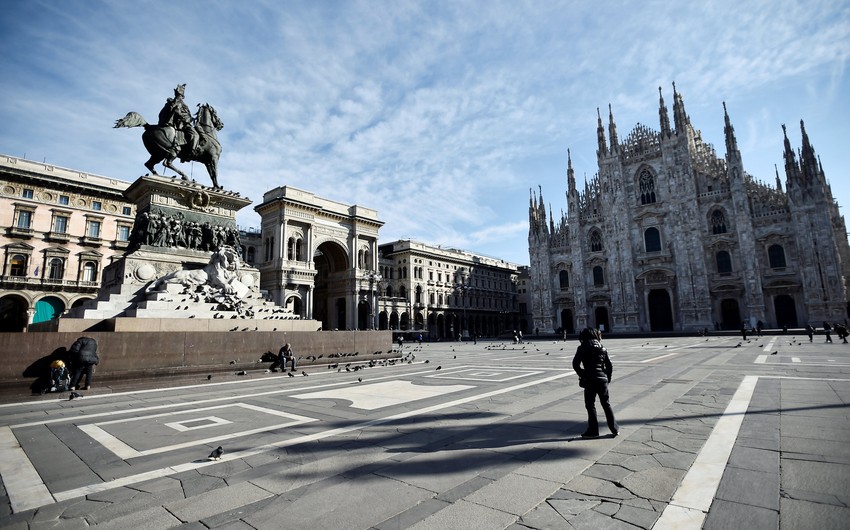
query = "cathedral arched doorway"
xmin=313 ymin=241 xmax=349 ymax=330
xmin=379 ymin=311 xmax=389 ymax=330
xmin=594 ymin=307 xmax=610 ymax=332
xmin=436 ymin=313 xmax=446 ymax=339
xmin=648 ymin=289 xmax=674 ymax=331
xmin=720 ymin=298 xmax=740 ymax=330
xmin=33 ymin=296 xmax=64 ymax=325
xmin=774 ymin=295 xmax=798 ymax=328
xmin=0 ymin=295 xmax=28 ymax=332
xmin=560 ymin=309 xmax=574 ymax=334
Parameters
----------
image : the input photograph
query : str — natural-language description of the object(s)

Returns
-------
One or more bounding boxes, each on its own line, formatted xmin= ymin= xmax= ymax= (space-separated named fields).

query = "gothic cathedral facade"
xmin=528 ymin=85 xmax=850 ymax=334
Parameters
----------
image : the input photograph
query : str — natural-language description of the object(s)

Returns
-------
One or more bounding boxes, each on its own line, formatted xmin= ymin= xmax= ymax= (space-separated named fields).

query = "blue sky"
xmin=1 ymin=0 xmax=848 ymax=266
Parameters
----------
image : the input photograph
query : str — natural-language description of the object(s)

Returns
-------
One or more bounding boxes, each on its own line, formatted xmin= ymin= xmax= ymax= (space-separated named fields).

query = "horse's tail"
xmin=114 ymin=112 xmax=148 ymax=129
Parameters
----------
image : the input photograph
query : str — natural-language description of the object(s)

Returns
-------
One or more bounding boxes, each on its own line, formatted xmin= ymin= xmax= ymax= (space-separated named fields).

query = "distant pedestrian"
xmin=397 ymin=335 xmax=404 ymax=349
xmin=835 ymin=324 xmax=848 ymax=344
xmin=756 ymin=320 xmax=763 ymax=337
xmin=806 ymin=324 xmax=814 ymax=342
xmin=68 ymin=336 xmax=99 ymax=391
xmin=572 ymin=328 xmax=618 ymax=438
xmin=824 ymin=322 xmax=833 ymax=343
xmin=741 ymin=322 xmax=747 ymax=341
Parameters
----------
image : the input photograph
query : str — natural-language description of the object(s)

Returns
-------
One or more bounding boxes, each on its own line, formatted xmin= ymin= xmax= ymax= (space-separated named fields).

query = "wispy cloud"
xmin=1 ymin=0 xmax=848 ymax=264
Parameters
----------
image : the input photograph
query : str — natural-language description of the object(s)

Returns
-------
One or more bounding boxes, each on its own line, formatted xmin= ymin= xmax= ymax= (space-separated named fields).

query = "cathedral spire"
xmin=723 ymin=101 xmax=739 ymax=160
xmin=782 ymin=123 xmax=800 ymax=184
xmin=596 ymin=107 xmax=608 ymax=156
xmin=658 ymin=86 xmax=671 ymax=137
xmin=672 ymin=81 xmax=689 ymax=133
xmin=567 ymin=148 xmax=576 ymax=195
xmin=608 ymin=104 xmax=619 ymax=152
xmin=799 ymin=119 xmax=819 ymax=185
xmin=775 ymin=164 xmax=783 ymax=192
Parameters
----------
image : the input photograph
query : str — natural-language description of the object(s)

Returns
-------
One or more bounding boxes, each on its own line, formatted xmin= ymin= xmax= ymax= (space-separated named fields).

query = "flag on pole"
xmin=33 ymin=266 xmax=39 ymax=276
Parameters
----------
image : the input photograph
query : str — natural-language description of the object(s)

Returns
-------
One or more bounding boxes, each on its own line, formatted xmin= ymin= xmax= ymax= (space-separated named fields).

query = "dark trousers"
xmin=271 ymin=356 xmax=297 ymax=371
xmin=584 ymin=379 xmax=618 ymax=435
xmin=70 ymin=363 xmax=94 ymax=389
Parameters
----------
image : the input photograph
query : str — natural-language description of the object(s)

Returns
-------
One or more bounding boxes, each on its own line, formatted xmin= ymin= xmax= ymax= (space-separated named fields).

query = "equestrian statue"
xmin=114 ymin=84 xmax=224 ymax=189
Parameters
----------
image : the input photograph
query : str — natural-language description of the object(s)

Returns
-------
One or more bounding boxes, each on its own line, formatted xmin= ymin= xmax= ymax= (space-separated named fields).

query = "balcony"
xmin=47 ymin=231 xmax=72 ymax=242
xmin=8 ymin=226 xmax=34 ymax=238
xmin=81 ymin=236 xmax=103 ymax=246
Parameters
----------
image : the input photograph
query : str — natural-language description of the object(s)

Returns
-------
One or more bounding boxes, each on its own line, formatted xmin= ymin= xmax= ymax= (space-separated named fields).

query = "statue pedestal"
xmin=53 ymin=175 xmax=317 ymax=332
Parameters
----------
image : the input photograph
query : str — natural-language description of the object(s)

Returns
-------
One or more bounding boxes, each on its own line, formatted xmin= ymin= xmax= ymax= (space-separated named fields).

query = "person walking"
xmin=806 ymin=324 xmax=814 ymax=342
xmin=69 ymin=336 xmax=99 ymax=391
xmin=824 ymin=321 xmax=833 ymax=343
xmin=572 ymin=328 xmax=619 ymax=438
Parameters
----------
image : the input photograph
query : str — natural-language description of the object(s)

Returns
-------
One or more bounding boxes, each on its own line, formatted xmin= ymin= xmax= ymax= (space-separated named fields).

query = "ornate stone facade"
xmin=529 ymin=86 xmax=850 ymax=333
xmin=254 ymin=185 xmax=384 ymax=330
xmin=377 ymin=240 xmax=520 ymax=339
xmin=0 ymin=155 xmax=135 ymax=330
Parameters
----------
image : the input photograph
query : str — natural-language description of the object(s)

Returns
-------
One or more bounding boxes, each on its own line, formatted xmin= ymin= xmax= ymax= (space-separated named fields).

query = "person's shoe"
xmin=581 ymin=432 xmax=598 ymax=438
xmin=85 ymin=386 xmax=91 ymax=390
xmin=69 ymin=387 xmax=75 ymax=391
xmin=612 ymin=430 xmax=619 ymax=437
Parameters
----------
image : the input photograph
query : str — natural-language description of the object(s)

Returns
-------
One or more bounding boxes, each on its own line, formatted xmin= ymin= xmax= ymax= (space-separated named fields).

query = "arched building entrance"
xmin=594 ymin=306 xmax=610 ymax=332
xmin=720 ymin=298 xmax=741 ymax=330
xmin=313 ymin=241 xmax=350 ymax=330
xmin=560 ymin=308 xmax=574 ymax=334
xmin=254 ymin=185 xmax=384 ymax=331
xmin=0 ymin=295 xmax=29 ymax=332
xmin=648 ymin=289 xmax=674 ymax=331
xmin=34 ymin=296 xmax=65 ymax=325
xmin=774 ymin=294 xmax=798 ymax=328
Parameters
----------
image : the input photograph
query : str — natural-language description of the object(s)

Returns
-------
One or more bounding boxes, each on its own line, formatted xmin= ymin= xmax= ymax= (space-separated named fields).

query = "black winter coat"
xmin=69 ymin=337 xmax=99 ymax=365
xmin=572 ymin=339 xmax=612 ymax=383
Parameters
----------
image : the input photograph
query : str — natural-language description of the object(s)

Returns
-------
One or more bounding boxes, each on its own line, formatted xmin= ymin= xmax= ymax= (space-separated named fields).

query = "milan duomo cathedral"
xmin=528 ymin=84 xmax=850 ymax=334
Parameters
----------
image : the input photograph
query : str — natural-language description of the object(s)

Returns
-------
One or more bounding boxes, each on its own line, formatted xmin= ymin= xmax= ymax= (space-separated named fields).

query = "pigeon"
xmin=436 ymin=366 xmax=442 ymax=370
xmin=288 ymin=372 xmax=295 ymax=378
xmin=208 ymin=446 xmax=223 ymax=460
xmin=424 ymin=360 xmax=430 ymax=364
xmin=358 ymin=377 xmax=362 ymax=383
xmin=771 ymin=351 xmax=778 ymax=355
xmin=229 ymin=360 xmax=237 ymax=364
xmin=302 ymin=371 xmax=308 ymax=376
xmin=207 ymin=374 xmax=212 ymax=380
xmin=69 ymin=392 xmax=83 ymax=400
xmin=236 ymin=370 xmax=247 ymax=376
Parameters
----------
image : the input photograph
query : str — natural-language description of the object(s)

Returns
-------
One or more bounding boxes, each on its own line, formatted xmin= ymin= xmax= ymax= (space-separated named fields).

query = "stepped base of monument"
xmin=30 ymin=316 xmax=319 ymax=333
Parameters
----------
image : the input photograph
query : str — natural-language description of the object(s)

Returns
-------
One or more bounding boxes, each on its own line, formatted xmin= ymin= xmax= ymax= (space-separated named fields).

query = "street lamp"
xmin=363 ymin=270 xmax=381 ymax=330
xmin=457 ymin=281 xmax=470 ymax=339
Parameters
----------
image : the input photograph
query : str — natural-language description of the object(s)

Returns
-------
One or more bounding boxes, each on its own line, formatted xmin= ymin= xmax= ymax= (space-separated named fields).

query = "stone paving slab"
xmin=1 ymin=337 xmax=849 ymax=528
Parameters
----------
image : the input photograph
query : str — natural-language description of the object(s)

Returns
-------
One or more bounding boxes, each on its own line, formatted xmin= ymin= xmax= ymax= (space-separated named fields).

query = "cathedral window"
xmin=592 ymin=266 xmax=604 ymax=286
xmin=589 ymin=230 xmax=603 ymax=252
xmin=639 ymin=169 xmax=656 ymax=205
xmin=559 ymin=270 xmax=569 ymax=289
xmin=386 ymin=285 xmax=394 ymax=298
xmin=768 ymin=244 xmax=786 ymax=269
xmin=644 ymin=227 xmax=661 ymax=252
xmin=711 ymin=210 xmax=727 ymax=234
xmin=716 ymin=251 xmax=732 ymax=275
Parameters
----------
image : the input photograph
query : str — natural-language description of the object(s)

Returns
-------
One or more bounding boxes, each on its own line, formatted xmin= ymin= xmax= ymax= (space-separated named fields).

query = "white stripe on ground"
xmin=0 ymin=426 xmax=55 ymax=512
xmin=653 ymin=374 xmax=758 ymax=529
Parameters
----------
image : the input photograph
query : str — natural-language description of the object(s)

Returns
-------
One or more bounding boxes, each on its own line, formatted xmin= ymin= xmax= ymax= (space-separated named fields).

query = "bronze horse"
xmin=114 ymin=103 xmax=224 ymax=189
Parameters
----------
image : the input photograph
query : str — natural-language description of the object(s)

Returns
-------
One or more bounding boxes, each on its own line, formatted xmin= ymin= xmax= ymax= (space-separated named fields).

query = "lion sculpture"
xmin=146 ymin=246 xmax=246 ymax=297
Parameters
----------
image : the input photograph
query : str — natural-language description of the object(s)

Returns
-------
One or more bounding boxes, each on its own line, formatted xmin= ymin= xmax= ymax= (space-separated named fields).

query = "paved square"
xmin=78 ymin=403 xmax=316 ymax=459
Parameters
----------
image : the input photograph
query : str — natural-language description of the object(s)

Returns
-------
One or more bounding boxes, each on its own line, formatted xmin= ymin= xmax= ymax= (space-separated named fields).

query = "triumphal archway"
xmin=254 ymin=186 xmax=383 ymax=330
